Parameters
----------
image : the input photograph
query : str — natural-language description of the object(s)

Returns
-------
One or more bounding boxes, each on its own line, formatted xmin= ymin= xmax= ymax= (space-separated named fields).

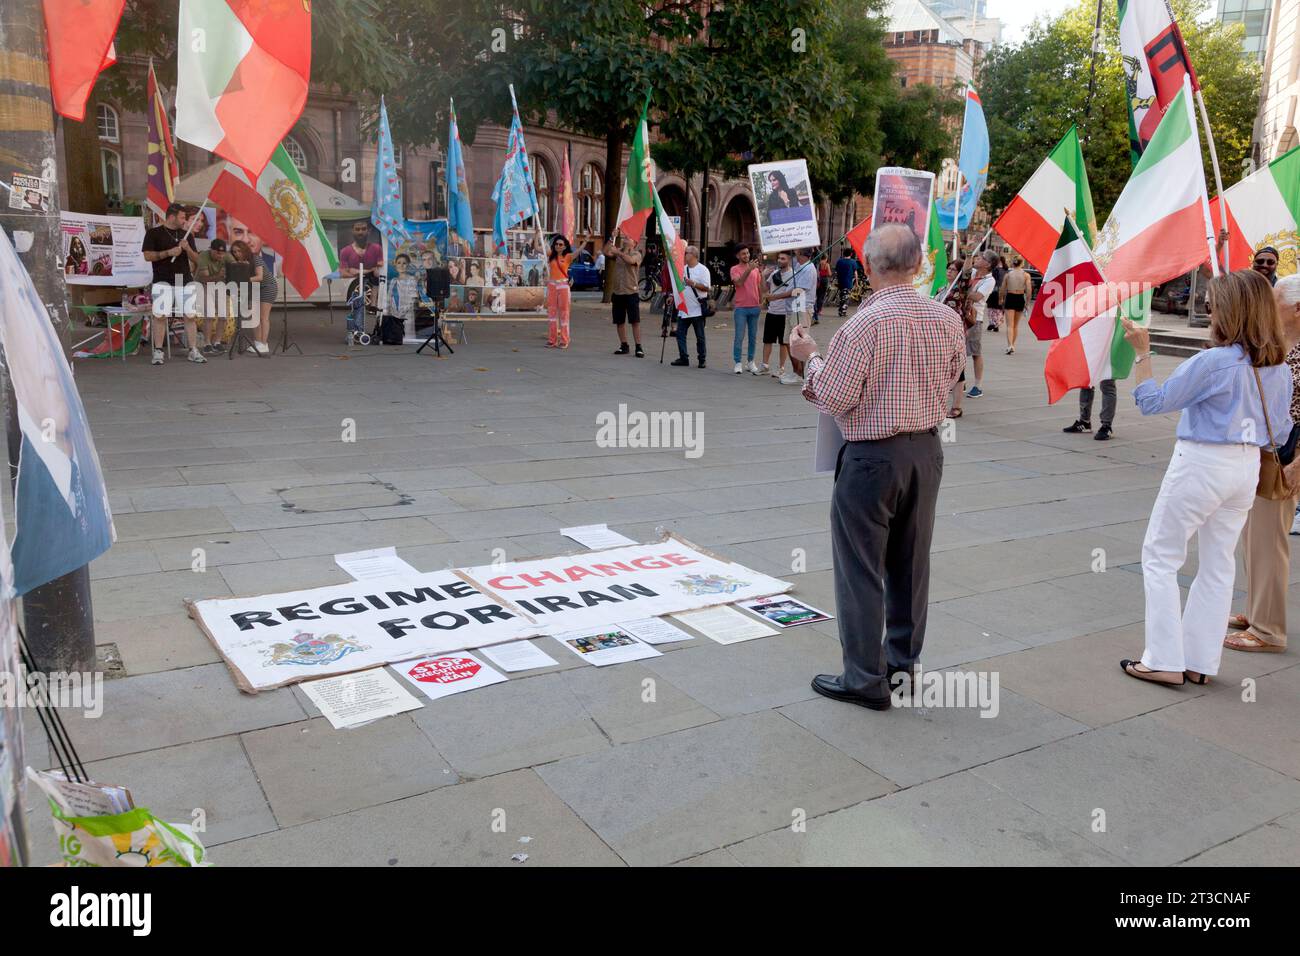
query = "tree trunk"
xmin=601 ymin=119 xmax=624 ymax=303
xmin=0 ymin=0 xmax=97 ymax=680
xmin=698 ymin=167 xmax=709 ymax=264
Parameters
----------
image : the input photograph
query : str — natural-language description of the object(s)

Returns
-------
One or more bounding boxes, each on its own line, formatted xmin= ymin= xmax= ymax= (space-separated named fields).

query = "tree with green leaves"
xmin=979 ymin=0 xmax=1259 ymax=221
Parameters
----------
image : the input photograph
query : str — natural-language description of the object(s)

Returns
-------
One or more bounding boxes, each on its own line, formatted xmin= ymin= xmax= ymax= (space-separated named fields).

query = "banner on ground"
xmin=188 ymin=534 xmax=792 ymax=692
xmin=748 ymin=160 xmax=820 ymax=253
xmin=59 ymin=212 xmax=151 ymax=287
xmin=871 ymin=168 xmax=934 ymax=252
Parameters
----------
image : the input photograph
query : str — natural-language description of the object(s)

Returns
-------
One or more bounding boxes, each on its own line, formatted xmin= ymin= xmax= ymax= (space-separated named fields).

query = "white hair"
xmin=1275 ymin=273 xmax=1300 ymax=308
xmin=864 ymin=224 xmax=921 ymax=274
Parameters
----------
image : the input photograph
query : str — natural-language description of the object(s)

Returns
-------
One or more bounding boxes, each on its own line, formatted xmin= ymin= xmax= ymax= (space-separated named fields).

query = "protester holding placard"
xmin=788 ymin=224 xmax=965 ymax=711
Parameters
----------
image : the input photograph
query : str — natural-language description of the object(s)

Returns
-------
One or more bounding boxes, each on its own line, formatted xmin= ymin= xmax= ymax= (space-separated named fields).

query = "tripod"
xmin=416 ymin=296 xmax=455 ymax=357
xmin=658 ymin=293 xmax=676 ymax=364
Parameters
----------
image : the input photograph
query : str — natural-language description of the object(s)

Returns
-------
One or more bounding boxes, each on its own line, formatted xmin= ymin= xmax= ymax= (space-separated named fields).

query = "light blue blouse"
xmin=1133 ymin=345 xmax=1294 ymax=447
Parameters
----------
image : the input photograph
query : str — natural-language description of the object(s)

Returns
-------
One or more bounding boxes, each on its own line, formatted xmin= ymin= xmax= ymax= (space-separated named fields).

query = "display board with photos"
xmin=60 ymin=211 xmax=151 ymax=287
xmin=440 ymin=228 xmax=547 ymax=315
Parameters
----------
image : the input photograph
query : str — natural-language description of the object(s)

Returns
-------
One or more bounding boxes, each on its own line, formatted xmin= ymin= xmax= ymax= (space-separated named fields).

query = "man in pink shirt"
xmin=339 ymin=220 xmax=383 ymax=284
xmin=729 ymin=245 xmax=764 ymax=375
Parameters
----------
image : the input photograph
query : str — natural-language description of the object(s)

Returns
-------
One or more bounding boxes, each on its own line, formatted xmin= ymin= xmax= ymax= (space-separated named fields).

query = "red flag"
xmin=43 ymin=0 xmax=125 ymax=121
xmin=846 ymin=215 xmax=871 ymax=264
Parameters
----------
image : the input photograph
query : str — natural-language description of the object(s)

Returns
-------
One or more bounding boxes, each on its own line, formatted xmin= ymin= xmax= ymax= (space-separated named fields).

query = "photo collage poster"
xmin=437 ymin=228 xmax=546 ymax=314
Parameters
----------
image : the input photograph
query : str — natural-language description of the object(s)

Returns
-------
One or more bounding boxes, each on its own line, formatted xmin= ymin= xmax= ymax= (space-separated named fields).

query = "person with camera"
xmin=761 ymin=251 xmax=800 ymax=383
xmin=670 ymin=245 xmax=711 ymax=369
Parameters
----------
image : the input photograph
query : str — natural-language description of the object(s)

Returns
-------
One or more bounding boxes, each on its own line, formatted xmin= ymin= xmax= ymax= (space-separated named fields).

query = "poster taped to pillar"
xmin=59 ymin=212 xmax=151 ymax=287
xmin=870 ymin=168 xmax=934 ymax=251
xmin=747 ymin=159 xmax=820 ymax=253
xmin=188 ymin=534 xmax=791 ymax=693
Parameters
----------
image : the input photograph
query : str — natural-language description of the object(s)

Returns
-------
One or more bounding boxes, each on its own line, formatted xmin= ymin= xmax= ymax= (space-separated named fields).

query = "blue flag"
xmin=0 ymin=227 xmax=115 ymax=596
xmin=372 ymin=97 xmax=409 ymax=248
xmin=491 ymin=85 xmax=541 ymax=256
xmin=447 ymin=99 xmax=475 ymax=256
xmin=936 ymin=87 xmax=989 ymax=232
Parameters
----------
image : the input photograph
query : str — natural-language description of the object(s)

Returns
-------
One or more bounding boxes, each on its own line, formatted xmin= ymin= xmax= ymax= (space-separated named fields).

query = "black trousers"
xmin=831 ymin=431 xmax=943 ymax=696
xmin=1079 ymin=379 xmax=1117 ymax=427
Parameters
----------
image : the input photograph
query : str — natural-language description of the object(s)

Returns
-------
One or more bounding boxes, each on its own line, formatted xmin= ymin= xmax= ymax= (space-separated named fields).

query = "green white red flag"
xmin=175 ymin=0 xmax=312 ymax=180
xmin=616 ymin=96 xmax=655 ymax=244
xmin=1211 ymin=146 xmax=1300 ymax=279
xmin=993 ymin=125 xmax=1096 ymax=273
xmin=1043 ymin=78 xmax=1215 ymax=402
xmin=653 ymin=189 xmax=688 ymax=314
xmin=207 ymin=144 xmax=338 ymax=298
xmin=1028 ymin=217 xmax=1106 ymax=343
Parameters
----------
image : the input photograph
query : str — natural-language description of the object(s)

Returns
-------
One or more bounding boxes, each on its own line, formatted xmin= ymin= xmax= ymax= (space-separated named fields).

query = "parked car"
xmin=567 ymin=260 xmax=603 ymax=290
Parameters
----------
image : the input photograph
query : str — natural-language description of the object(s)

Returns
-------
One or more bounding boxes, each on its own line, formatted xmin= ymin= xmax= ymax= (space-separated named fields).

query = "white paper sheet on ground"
xmin=618 ymin=616 xmax=695 ymax=646
xmin=673 ymin=605 xmax=778 ymax=645
xmin=735 ymin=594 xmax=834 ymax=628
xmin=334 ymin=546 xmax=421 ymax=581
xmin=299 ymin=668 xmax=422 ymax=729
xmin=479 ymin=640 xmax=558 ymax=673
xmin=551 ymin=627 xmax=662 ymax=666
xmin=813 ymin=413 xmax=846 ymax=475
xmin=560 ymin=524 xmax=638 ymax=549
xmin=392 ymin=651 xmax=508 ymax=701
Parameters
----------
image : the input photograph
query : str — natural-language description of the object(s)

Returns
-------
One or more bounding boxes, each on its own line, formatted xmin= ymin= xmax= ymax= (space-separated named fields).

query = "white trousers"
xmin=1141 ymin=440 xmax=1259 ymax=676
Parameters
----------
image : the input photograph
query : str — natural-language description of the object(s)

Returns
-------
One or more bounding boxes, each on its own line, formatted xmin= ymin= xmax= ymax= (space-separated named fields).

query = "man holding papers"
xmin=789 ymin=225 xmax=965 ymax=709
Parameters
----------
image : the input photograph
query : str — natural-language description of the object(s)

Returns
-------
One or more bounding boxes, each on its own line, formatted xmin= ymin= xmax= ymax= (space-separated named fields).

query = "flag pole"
xmin=1195 ymin=88 xmax=1229 ymax=271
xmin=169 ymin=197 xmax=210 ymax=262
xmin=1081 ymin=0 xmax=1105 ymax=148
xmin=446 ymin=98 xmax=454 ymax=252
xmin=950 ymin=86 xmax=969 ymax=263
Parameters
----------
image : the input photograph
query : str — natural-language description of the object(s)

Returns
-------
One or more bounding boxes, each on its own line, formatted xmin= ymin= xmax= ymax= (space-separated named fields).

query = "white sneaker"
xmin=749 ymin=362 xmax=761 ymax=375
xmin=1290 ymin=510 xmax=1300 ymax=536
xmin=759 ymin=363 xmax=770 ymax=374
xmin=771 ymin=366 xmax=783 ymax=379
xmin=779 ymin=371 xmax=802 ymax=385
xmin=254 ymin=341 xmax=270 ymax=354
xmin=151 ymin=348 xmax=164 ymax=366
xmin=734 ymin=362 xmax=743 ymax=374
xmin=187 ymin=347 xmax=207 ymax=364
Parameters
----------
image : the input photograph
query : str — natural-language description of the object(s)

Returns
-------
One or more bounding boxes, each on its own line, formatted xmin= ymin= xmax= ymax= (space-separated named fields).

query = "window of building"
xmin=532 ymin=157 xmax=551 ymax=231
xmin=96 ymin=104 xmax=119 ymax=144
xmin=101 ymin=148 xmax=122 ymax=204
xmin=578 ymin=162 xmax=603 ymax=236
xmin=283 ymin=136 xmax=308 ymax=171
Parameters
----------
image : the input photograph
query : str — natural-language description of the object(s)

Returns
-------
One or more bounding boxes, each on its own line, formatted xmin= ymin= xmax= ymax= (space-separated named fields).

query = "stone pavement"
xmin=21 ymin=300 xmax=1300 ymax=866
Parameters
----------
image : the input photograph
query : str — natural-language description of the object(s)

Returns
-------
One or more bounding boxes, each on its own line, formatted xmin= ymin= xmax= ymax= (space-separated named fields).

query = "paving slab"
xmin=241 ymin=715 xmax=457 ymax=827
xmin=535 ymin=711 xmax=894 ymax=866
xmin=409 ymin=671 xmax=609 ymax=778
xmin=726 ymin=771 xmax=1122 ymax=866
xmin=212 ymin=769 xmax=624 ymax=866
xmin=558 ymin=662 xmax=719 ymax=744
xmin=972 ymin=714 xmax=1300 ymax=866
xmin=96 ymin=612 xmax=222 ymax=675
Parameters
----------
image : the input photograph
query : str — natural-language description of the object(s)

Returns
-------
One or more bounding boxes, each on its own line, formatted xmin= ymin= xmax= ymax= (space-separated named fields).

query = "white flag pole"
xmin=169 ymin=198 xmax=209 ymax=262
xmin=1195 ymin=87 xmax=1228 ymax=272
xmin=950 ymin=86 xmax=970 ymax=264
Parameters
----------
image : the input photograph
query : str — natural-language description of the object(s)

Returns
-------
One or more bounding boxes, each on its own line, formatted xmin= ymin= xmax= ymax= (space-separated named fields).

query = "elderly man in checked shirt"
xmin=789 ymin=224 xmax=966 ymax=710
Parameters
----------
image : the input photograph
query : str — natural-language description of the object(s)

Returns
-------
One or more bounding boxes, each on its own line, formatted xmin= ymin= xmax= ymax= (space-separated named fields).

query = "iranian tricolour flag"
xmin=993 ymin=125 xmax=1097 ymax=274
xmin=1043 ymin=77 xmax=1215 ymax=402
xmin=208 ymin=144 xmax=338 ymax=298
xmin=653 ymin=189 xmax=689 ymax=314
xmin=1212 ymin=146 xmax=1300 ymax=278
xmin=175 ymin=0 xmax=311 ymax=180
xmin=843 ymin=200 xmax=947 ymax=299
xmin=616 ymin=97 xmax=655 ymax=244
xmin=1028 ymin=218 xmax=1106 ymax=342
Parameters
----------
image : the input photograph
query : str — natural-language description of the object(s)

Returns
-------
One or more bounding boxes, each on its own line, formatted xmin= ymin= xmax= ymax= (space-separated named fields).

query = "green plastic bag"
xmin=47 ymin=802 xmax=210 ymax=867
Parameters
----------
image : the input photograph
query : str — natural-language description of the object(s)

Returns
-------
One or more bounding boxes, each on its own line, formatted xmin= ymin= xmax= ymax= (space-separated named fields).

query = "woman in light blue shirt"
xmin=1121 ymin=269 xmax=1292 ymax=688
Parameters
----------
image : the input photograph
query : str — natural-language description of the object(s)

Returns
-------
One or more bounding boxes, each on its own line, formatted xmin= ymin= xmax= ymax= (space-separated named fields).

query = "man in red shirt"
xmin=789 ymin=224 xmax=965 ymax=710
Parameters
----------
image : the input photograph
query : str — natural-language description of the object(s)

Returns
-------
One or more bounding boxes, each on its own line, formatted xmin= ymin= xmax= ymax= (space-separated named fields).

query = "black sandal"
xmin=1120 ymin=659 xmax=1185 ymax=686
xmin=1184 ymin=671 xmax=1211 ymax=685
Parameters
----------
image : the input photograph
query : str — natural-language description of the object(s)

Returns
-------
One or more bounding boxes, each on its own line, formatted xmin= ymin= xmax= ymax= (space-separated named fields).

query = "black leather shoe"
xmin=670 ymin=357 xmax=689 ymax=367
xmin=614 ymin=343 xmax=630 ymax=355
xmin=1063 ymin=420 xmax=1091 ymax=434
xmin=697 ymin=360 xmax=706 ymax=369
xmin=634 ymin=345 xmax=644 ymax=358
xmin=811 ymin=674 xmax=891 ymax=711
xmin=1094 ymin=424 xmax=1113 ymax=441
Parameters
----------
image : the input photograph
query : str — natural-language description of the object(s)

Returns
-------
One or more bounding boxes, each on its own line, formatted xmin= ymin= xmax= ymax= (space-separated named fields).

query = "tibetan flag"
xmin=653 ymin=188 xmax=688 ymax=314
xmin=145 ymin=62 xmax=181 ymax=222
xmin=43 ymin=0 xmax=123 ymax=121
xmin=207 ymin=144 xmax=339 ymax=299
xmin=993 ymin=125 xmax=1097 ymax=273
xmin=1068 ymin=79 xmax=1215 ymax=329
xmin=1028 ymin=218 xmax=1106 ymax=342
xmin=616 ymin=96 xmax=655 ymax=244
xmin=371 ymin=97 xmax=408 ymax=249
xmin=175 ymin=0 xmax=311 ymax=180
xmin=1211 ymin=146 xmax=1300 ymax=279
xmin=1119 ymin=0 xmax=1199 ymax=166
xmin=842 ymin=202 xmax=947 ymax=298
xmin=491 ymin=86 xmax=541 ymax=255
xmin=447 ymin=100 xmax=475 ymax=256
xmin=558 ymin=145 xmax=576 ymax=241
xmin=935 ymin=87 xmax=988 ymax=232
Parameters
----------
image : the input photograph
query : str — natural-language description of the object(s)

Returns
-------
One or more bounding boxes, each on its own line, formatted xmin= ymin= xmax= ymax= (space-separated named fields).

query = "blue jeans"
xmin=733 ymin=307 xmax=760 ymax=364
xmin=676 ymin=315 xmax=706 ymax=362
